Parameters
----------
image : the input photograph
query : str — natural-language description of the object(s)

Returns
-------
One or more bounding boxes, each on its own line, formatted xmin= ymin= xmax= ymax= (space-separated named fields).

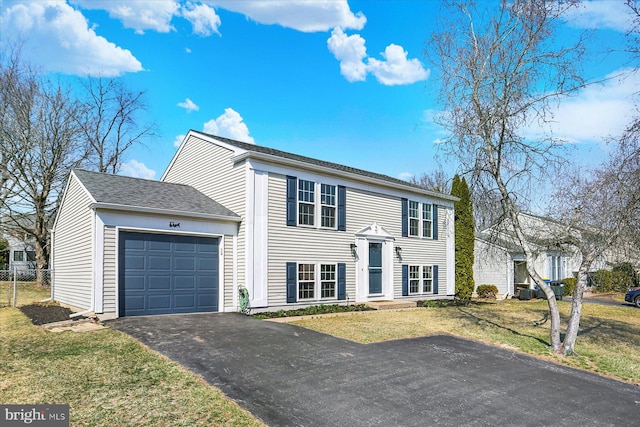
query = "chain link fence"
xmin=0 ymin=269 xmax=51 ymax=308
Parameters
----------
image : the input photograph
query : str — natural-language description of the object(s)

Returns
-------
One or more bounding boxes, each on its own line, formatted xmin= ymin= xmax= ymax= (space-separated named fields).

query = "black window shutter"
xmin=337 ymin=263 xmax=346 ymax=300
xmin=286 ymin=176 xmax=297 ymax=226
xmin=401 ymin=198 xmax=408 ymax=237
xmin=286 ymin=262 xmax=297 ymax=303
xmin=337 ymin=185 xmax=346 ymax=231
xmin=433 ymin=265 xmax=439 ymax=294
xmin=432 ymin=204 xmax=438 ymax=240
xmin=402 ymin=264 xmax=408 ymax=296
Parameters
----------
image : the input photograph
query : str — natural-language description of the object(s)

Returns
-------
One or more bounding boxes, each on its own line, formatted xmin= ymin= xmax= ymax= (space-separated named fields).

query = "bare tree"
xmin=410 ymin=166 xmax=452 ymax=192
xmin=78 ymin=77 xmax=155 ymax=174
xmin=0 ymin=49 xmax=85 ymax=283
xmin=429 ymin=0 xmax=591 ymax=354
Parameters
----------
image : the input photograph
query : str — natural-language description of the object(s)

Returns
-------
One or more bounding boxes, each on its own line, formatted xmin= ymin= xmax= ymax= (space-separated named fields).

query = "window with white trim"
xmin=298 ymin=263 xmax=315 ymax=299
xmin=321 ymin=184 xmax=336 ymax=228
xmin=422 ymin=266 xmax=433 ymax=293
xmin=409 ymin=265 xmax=434 ymax=295
xmin=320 ymin=264 xmax=336 ymax=298
xmin=422 ymin=203 xmax=432 ymax=238
xmin=297 ymin=262 xmax=338 ymax=301
xmin=409 ymin=201 xmax=420 ymax=236
xmin=406 ymin=200 xmax=435 ymax=239
xmin=549 ymin=255 xmax=565 ymax=281
xmin=26 ymin=251 xmax=36 ymax=262
xmin=13 ymin=250 xmax=24 ymax=262
xmin=298 ymin=179 xmax=315 ymax=226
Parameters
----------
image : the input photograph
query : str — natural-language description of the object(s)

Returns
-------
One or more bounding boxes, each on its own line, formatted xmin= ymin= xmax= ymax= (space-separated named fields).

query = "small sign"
xmin=169 ymin=221 xmax=180 ymax=228
xmin=1 ymin=404 xmax=69 ymax=426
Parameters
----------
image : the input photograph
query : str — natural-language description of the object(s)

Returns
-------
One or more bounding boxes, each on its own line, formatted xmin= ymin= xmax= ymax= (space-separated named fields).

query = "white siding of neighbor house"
xmin=266 ymin=173 xmax=451 ymax=307
xmin=52 ymin=175 xmax=94 ymax=310
xmin=474 ymin=239 xmax=511 ymax=295
xmin=103 ymin=225 xmax=117 ymax=313
xmin=163 ymin=134 xmax=246 ymax=290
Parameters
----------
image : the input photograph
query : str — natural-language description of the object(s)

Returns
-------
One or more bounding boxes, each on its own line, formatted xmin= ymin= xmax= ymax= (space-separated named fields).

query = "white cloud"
xmin=119 ymin=159 xmax=156 ymax=179
xmin=185 ymin=47 xmax=192 ymax=53
xmin=173 ymin=134 xmax=186 ymax=148
xmin=73 ymin=0 xmax=179 ymax=34
xmin=524 ymin=69 xmax=639 ymax=143
xmin=181 ymin=2 xmax=221 ymax=36
xmin=205 ymin=0 xmax=366 ymax=32
xmin=1 ymin=0 xmax=143 ymax=76
xmin=398 ymin=172 xmax=414 ymax=181
xmin=367 ymin=44 xmax=430 ymax=86
xmin=563 ymin=1 xmax=632 ymax=32
xmin=177 ymin=98 xmax=199 ymax=112
xmin=203 ymin=108 xmax=254 ymax=144
xmin=327 ymin=28 xmax=429 ymax=85
xmin=327 ymin=28 xmax=368 ymax=82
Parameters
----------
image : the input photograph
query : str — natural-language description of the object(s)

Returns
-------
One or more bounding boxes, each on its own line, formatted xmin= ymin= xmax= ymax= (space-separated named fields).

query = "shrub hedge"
xmin=476 ymin=284 xmax=499 ymax=299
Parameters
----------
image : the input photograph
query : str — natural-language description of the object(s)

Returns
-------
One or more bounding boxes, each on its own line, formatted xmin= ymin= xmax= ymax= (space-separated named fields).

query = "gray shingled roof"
xmin=73 ymin=169 xmax=239 ymax=219
xmin=192 ymin=130 xmax=456 ymax=200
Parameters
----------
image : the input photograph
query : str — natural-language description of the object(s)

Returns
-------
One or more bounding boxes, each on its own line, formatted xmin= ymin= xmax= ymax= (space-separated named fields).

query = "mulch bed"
xmin=19 ymin=303 xmax=76 ymax=325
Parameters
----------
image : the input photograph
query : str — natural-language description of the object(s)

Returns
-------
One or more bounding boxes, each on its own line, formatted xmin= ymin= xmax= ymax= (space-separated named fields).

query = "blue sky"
xmin=1 ymin=0 xmax=638 ymax=183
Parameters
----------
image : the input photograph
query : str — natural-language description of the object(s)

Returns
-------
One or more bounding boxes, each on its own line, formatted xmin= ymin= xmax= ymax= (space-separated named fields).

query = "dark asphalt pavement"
xmin=110 ymin=313 xmax=640 ymax=427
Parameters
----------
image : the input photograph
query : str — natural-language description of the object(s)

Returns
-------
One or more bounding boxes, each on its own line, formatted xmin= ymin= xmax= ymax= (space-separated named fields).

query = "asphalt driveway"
xmin=110 ymin=313 xmax=640 ymax=426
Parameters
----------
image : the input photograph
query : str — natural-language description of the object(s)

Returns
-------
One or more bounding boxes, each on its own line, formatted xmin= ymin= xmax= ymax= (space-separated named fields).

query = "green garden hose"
xmin=238 ymin=287 xmax=250 ymax=315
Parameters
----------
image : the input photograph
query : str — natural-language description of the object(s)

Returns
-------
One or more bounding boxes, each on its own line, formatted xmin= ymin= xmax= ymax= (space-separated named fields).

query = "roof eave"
xmin=90 ymin=203 xmax=242 ymax=222
xmin=232 ymin=151 xmax=459 ymax=203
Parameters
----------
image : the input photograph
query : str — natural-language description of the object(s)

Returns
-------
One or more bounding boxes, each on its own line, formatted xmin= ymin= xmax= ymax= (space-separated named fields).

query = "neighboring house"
xmin=473 ymin=213 xmax=607 ymax=296
xmin=52 ymin=130 xmax=456 ymax=319
xmin=0 ymin=215 xmax=37 ymax=270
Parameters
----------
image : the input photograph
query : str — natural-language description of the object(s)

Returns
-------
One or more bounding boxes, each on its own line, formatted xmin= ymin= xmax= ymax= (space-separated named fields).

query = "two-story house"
xmin=51 ymin=131 xmax=456 ymax=319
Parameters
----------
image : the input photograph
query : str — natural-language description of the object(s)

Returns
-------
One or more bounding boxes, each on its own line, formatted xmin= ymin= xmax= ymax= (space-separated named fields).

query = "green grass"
xmin=0 ymin=281 xmax=51 ymax=308
xmin=292 ymin=299 xmax=640 ymax=384
xmin=0 ymin=308 xmax=264 ymax=427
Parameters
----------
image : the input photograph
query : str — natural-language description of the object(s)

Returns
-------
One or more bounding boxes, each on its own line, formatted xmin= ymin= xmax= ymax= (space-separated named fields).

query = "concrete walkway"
xmin=110 ymin=313 xmax=640 ymax=427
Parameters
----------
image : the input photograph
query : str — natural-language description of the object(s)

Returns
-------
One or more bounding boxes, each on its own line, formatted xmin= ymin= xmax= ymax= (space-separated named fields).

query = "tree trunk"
xmin=561 ymin=265 xmax=590 ymax=355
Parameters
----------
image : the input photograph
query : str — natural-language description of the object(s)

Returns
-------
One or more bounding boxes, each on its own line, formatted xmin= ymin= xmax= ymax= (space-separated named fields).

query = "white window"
xmin=422 ymin=204 xmax=432 ymax=238
xmin=409 ymin=201 xmax=420 ymax=237
xmin=298 ymin=263 xmax=338 ymax=300
xmin=409 ymin=265 xmax=420 ymax=294
xmin=422 ymin=266 xmax=433 ymax=293
xmin=26 ymin=251 xmax=36 ymax=262
xmin=298 ymin=180 xmax=315 ymax=226
xmin=320 ymin=264 xmax=336 ymax=298
xmin=13 ymin=251 xmax=24 ymax=262
xmin=550 ymin=256 xmax=565 ymax=281
xmin=298 ymin=264 xmax=315 ymax=300
xmin=407 ymin=200 xmax=435 ymax=239
xmin=409 ymin=265 xmax=434 ymax=295
xmin=321 ymin=184 xmax=336 ymax=229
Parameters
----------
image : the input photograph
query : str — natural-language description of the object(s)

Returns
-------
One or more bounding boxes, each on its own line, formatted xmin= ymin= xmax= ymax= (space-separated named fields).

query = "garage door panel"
xmin=197 ymin=294 xmax=217 ymax=307
xmin=148 ymin=276 xmax=171 ymax=290
xmin=125 ymin=255 xmax=145 ymax=270
xmin=119 ymin=232 xmax=219 ymax=317
xmin=148 ymin=239 xmax=171 ymax=251
xmin=148 ymin=294 xmax=172 ymax=310
xmin=149 ymin=256 xmax=171 ymax=270
xmin=175 ymin=276 xmax=195 ymax=289
xmin=126 ymin=275 xmax=145 ymax=290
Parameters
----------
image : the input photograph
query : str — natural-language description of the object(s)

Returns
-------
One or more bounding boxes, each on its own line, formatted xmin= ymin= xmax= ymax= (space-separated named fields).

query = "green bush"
xmin=592 ymin=266 xmax=637 ymax=293
xmin=476 ymin=284 xmax=499 ymax=299
xmin=563 ymin=277 xmax=576 ymax=296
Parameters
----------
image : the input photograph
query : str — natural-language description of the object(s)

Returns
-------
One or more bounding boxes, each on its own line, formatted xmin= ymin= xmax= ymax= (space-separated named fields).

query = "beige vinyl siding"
xmin=268 ymin=174 xmax=356 ymax=305
xmin=267 ymin=174 xmax=451 ymax=305
xmin=393 ymin=203 xmax=449 ymax=297
xmin=223 ymin=235 xmax=234 ymax=309
xmin=473 ymin=239 xmax=510 ymax=294
xmin=103 ymin=225 xmax=117 ymax=313
xmin=163 ymin=134 xmax=246 ymax=289
xmin=52 ymin=176 xmax=94 ymax=310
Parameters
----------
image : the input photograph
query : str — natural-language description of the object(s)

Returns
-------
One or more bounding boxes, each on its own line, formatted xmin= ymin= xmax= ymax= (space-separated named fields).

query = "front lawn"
xmin=0 ymin=308 xmax=264 ymax=427
xmin=292 ymin=299 xmax=640 ymax=384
